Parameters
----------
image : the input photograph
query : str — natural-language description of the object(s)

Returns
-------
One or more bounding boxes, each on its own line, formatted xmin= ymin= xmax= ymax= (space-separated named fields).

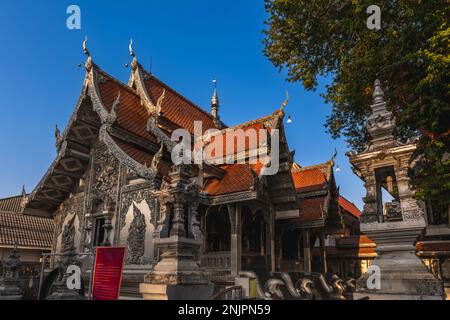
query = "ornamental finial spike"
xmin=211 ymin=79 xmax=219 ymax=106
xmin=373 ymin=79 xmax=385 ymax=104
xmin=55 ymin=124 xmax=63 ymax=151
xmin=331 ymin=148 xmax=338 ymax=164
xmin=82 ymin=36 xmax=90 ymax=57
xmin=129 ymin=38 xmax=135 ymax=57
xmin=82 ymin=36 xmax=93 ymax=71
xmin=280 ymin=91 xmax=289 ymax=110
xmin=210 ymin=79 xmax=221 ymax=128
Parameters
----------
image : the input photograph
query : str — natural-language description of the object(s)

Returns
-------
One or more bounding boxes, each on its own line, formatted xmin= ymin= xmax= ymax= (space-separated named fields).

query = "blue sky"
xmin=0 ymin=0 xmax=365 ymax=208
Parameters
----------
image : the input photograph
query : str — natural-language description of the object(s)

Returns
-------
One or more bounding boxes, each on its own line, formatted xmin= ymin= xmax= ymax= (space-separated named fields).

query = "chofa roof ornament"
xmin=82 ymin=36 xmax=93 ymax=71
xmin=129 ymin=38 xmax=138 ymax=71
xmin=129 ymin=38 xmax=135 ymax=58
xmin=280 ymin=91 xmax=289 ymax=111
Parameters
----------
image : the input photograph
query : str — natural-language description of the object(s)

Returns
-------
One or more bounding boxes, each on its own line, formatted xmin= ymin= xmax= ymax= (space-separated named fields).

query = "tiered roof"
xmin=19 ymin=42 xmax=359 ymax=218
xmin=23 ymin=48 xmax=296 ymax=214
xmin=143 ymin=73 xmax=220 ymax=134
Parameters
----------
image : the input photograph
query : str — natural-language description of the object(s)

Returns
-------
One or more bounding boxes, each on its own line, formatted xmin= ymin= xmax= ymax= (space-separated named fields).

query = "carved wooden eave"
xmin=25 ymin=73 xmax=96 ymax=216
xmin=26 ymin=140 xmax=89 ymax=215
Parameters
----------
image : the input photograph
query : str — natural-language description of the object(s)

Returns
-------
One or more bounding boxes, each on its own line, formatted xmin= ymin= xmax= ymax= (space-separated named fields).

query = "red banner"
xmin=92 ymin=246 xmax=126 ymax=300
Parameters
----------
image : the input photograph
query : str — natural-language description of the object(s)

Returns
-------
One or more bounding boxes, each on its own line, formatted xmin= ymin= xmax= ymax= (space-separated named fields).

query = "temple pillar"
xmin=319 ymin=234 xmax=327 ymax=273
xmin=230 ymin=203 xmax=242 ymax=275
xmin=302 ymin=229 xmax=311 ymax=272
xmin=270 ymin=206 xmax=276 ymax=272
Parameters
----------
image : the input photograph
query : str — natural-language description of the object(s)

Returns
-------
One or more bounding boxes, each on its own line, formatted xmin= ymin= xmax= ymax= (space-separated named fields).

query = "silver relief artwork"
xmin=126 ymin=204 xmax=147 ymax=264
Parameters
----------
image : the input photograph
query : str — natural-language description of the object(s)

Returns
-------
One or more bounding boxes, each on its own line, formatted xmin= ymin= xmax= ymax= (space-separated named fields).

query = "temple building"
xmin=2 ymin=41 xmax=447 ymax=299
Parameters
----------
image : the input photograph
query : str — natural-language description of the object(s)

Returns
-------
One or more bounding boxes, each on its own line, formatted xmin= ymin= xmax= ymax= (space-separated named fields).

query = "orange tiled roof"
xmin=97 ymin=70 xmax=157 ymax=143
xmin=113 ymin=138 xmax=171 ymax=178
xmin=203 ymin=162 xmax=264 ymax=196
xmin=114 ymin=138 xmax=153 ymax=166
xmin=144 ymin=74 xmax=219 ymax=134
xmin=339 ymin=196 xmax=362 ymax=218
xmin=298 ymin=196 xmax=326 ymax=223
xmin=0 ymin=211 xmax=54 ymax=249
xmin=291 ymin=163 xmax=330 ymax=193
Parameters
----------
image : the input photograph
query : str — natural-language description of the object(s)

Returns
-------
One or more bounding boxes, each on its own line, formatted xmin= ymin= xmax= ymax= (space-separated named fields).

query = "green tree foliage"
xmin=263 ymin=0 xmax=449 ymax=210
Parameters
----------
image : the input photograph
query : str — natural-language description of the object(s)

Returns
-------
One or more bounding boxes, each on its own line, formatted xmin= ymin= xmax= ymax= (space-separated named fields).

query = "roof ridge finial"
xmin=82 ymin=36 xmax=93 ymax=72
xmin=129 ymin=38 xmax=138 ymax=71
xmin=211 ymin=79 xmax=221 ymax=129
xmin=82 ymin=36 xmax=90 ymax=57
xmin=129 ymin=38 xmax=135 ymax=57
xmin=211 ymin=79 xmax=219 ymax=105
xmin=280 ymin=91 xmax=289 ymax=110
xmin=21 ymin=185 xmax=26 ymax=197
xmin=373 ymin=79 xmax=385 ymax=104
xmin=331 ymin=148 xmax=338 ymax=164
